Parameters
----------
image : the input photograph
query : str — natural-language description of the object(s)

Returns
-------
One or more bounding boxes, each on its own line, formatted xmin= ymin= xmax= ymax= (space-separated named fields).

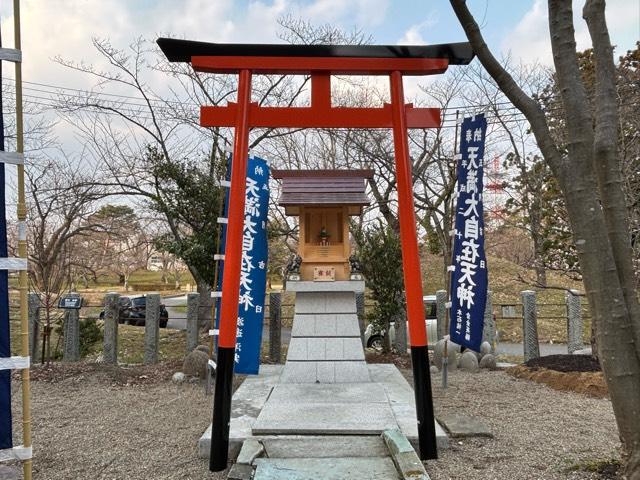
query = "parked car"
xmin=364 ymin=295 xmax=437 ymax=350
xmin=99 ymin=295 xmax=169 ymax=328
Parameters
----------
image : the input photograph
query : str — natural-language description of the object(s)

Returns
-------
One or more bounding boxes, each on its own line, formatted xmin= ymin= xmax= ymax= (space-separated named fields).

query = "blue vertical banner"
xmin=449 ymin=114 xmax=489 ymax=352
xmin=214 ymin=155 xmax=270 ymax=375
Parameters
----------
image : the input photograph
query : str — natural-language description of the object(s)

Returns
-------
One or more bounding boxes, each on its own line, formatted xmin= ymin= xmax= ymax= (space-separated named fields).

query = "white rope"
xmin=214 ymin=254 xmax=225 ymax=261
xmin=0 ymin=48 xmax=21 ymax=62
xmin=449 ymin=229 xmax=457 ymax=236
xmin=0 ymin=151 xmax=24 ymax=165
xmin=0 ymin=356 xmax=30 ymax=371
xmin=0 ymin=445 xmax=32 ymax=462
xmin=210 ymin=291 xmax=222 ymax=298
xmin=0 ymin=257 xmax=27 ymax=270
xmin=216 ymin=217 xmax=228 ymax=224
xmin=447 ymin=265 xmax=456 ymax=272
xmin=208 ymin=329 xmax=219 ymax=337
xmin=208 ymin=359 xmax=217 ymax=370
xmin=445 ymin=301 xmax=452 ymax=309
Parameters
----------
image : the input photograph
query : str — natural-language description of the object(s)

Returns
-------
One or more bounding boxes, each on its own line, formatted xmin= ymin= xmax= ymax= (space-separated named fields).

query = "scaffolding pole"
xmin=13 ymin=1 xmax=32 ymax=478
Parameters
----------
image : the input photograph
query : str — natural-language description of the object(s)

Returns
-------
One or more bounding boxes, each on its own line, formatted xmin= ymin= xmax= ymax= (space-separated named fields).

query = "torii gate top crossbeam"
xmin=157 ymin=39 xmax=474 ymax=130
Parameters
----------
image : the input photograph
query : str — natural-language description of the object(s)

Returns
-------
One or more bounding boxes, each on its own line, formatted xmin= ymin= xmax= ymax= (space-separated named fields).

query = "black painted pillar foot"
xmin=411 ymin=345 xmax=438 ymax=460
xmin=209 ymin=346 xmax=235 ymax=471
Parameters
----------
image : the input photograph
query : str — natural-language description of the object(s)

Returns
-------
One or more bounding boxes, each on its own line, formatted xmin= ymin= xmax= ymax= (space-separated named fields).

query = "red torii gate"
xmin=158 ymin=38 xmax=474 ymax=472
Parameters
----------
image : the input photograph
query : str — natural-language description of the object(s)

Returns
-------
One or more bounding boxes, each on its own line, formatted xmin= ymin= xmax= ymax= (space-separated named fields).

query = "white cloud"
xmin=501 ymin=0 xmax=639 ymax=66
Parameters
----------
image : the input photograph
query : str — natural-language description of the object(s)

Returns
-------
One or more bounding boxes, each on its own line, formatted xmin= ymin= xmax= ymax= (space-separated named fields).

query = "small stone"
xmin=172 ymin=372 xmax=186 ymax=384
xmin=459 ymin=351 xmax=479 ymax=372
xmin=479 ymin=354 xmax=497 ymax=370
xmin=183 ymin=349 xmax=209 ymax=378
xmin=433 ymin=338 xmax=460 ymax=370
xmin=479 ymin=341 xmax=492 ymax=358
xmin=430 ymin=365 xmax=439 ymax=373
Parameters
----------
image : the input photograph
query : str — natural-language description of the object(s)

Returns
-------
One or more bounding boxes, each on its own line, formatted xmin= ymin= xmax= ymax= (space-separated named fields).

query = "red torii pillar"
xmin=158 ymin=38 xmax=474 ymax=472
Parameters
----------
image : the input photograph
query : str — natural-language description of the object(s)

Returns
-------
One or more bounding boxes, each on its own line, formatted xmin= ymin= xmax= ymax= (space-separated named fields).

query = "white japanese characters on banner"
xmin=215 ymin=156 xmax=270 ymax=374
xmin=449 ymin=114 xmax=489 ymax=352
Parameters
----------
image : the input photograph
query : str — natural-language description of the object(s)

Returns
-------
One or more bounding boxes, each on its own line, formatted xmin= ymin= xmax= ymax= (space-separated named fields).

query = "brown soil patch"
xmin=507 ymin=364 xmax=608 ymax=398
xmin=525 ymin=354 xmax=601 ymax=373
xmin=15 ymin=360 xmax=182 ymax=386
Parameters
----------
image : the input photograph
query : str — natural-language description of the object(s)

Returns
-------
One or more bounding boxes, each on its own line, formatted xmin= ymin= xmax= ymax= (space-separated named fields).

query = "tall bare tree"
xmin=451 ymin=0 xmax=640 ymax=475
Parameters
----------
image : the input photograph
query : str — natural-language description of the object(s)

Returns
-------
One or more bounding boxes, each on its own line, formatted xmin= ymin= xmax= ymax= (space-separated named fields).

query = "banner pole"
xmin=389 ymin=70 xmax=437 ymax=460
xmin=13 ymin=1 xmax=32 ymax=478
xmin=209 ymin=68 xmax=252 ymax=472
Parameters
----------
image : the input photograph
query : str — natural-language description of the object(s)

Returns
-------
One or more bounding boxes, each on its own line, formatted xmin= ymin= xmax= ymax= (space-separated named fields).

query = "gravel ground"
xmin=8 ymin=362 xmax=237 ymax=479
xmin=6 ymin=362 xmax=621 ymax=479
xmin=413 ymin=369 xmax=621 ymax=480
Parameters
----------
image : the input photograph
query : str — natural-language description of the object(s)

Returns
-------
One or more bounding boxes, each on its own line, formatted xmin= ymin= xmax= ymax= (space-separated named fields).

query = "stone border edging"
xmin=382 ymin=429 xmax=430 ymax=480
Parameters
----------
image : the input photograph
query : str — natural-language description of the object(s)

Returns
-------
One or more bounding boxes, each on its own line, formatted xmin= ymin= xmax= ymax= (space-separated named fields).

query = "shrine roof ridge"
xmin=157 ymin=38 xmax=474 ymax=65
xmin=271 ymin=169 xmax=374 ymax=179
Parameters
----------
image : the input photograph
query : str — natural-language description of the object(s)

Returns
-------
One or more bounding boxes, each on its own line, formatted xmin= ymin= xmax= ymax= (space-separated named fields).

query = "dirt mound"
xmin=507 ymin=365 xmax=608 ymax=398
xmin=525 ymin=354 xmax=600 ymax=372
xmin=21 ymin=360 xmax=181 ymax=386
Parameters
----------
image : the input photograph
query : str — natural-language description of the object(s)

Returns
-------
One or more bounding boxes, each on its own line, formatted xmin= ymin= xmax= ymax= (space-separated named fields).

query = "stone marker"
xmin=458 ymin=351 xmax=479 ymax=372
xmin=103 ymin=292 xmax=119 ymax=364
xmin=356 ymin=292 xmax=366 ymax=347
xmin=269 ymin=292 xmax=282 ymax=363
xmin=479 ymin=354 xmax=497 ymax=370
xmin=435 ymin=290 xmax=447 ymax=341
xmin=144 ymin=294 xmax=161 ymax=364
xmin=28 ymin=293 xmax=41 ymax=363
xmin=183 ymin=349 xmax=208 ymax=378
xmin=438 ymin=414 xmax=493 ymax=438
xmin=186 ymin=292 xmax=200 ymax=353
xmin=566 ymin=289 xmax=583 ymax=354
xmin=521 ymin=290 xmax=540 ymax=361
xmin=482 ymin=290 xmax=495 ymax=348
xmin=172 ymin=372 xmax=186 ymax=384
xmin=63 ymin=308 xmax=80 ymax=362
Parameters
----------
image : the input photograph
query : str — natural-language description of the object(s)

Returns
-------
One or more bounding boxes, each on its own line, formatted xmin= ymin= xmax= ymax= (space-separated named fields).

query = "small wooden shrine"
xmin=272 ymin=169 xmax=373 ymax=281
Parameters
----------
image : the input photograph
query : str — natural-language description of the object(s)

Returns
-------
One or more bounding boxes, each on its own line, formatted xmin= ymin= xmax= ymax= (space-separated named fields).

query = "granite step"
xmin=252 ymin=457 xmax=401 ymax=480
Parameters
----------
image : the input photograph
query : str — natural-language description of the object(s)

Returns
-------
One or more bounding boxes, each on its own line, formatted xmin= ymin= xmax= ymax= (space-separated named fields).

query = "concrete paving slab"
xmin=253 ymin=457 xmax=400 ymax=480
xmin=437 ymin=414 xmax=493 ymax=438
xmin=197 ymin=365 xmax=281 ymax=459
xmin=253 ymin=402 xmax=398 ymax=435
xmin=369 ymin=364 xmax=448 ymax=450
xmin=237 ymin=439 xmax=265 ymax=465
xmin=265 ymin=383 xmax=389 ymax=404
xmin=280 ymin=362 xmax=316 ymax=383
xmin=261 ymin=435 xmax=389 ymax=458
xmin=334 ymin=361 xmax=371 ymax=382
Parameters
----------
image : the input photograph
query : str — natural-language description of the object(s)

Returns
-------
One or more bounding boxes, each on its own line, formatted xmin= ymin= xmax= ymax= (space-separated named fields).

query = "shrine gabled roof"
xmin=157 ymin=38 xmax=474 ymax=65
xmin=272 ymin=169 xmax=373 ymax=207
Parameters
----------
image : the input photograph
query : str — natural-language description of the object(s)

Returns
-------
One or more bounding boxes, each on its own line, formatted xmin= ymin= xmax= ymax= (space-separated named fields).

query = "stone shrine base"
xmin=197 ymin=364 xmax=448 ymax=460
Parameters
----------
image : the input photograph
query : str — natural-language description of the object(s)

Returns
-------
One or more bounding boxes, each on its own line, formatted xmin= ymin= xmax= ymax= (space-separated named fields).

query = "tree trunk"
xmin=450 ymin=1 xmax=640 ymax=475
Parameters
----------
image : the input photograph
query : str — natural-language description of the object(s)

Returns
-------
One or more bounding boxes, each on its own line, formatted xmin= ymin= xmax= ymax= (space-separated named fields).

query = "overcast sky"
xmin=0 ymin=0 xmax=637 ymax=91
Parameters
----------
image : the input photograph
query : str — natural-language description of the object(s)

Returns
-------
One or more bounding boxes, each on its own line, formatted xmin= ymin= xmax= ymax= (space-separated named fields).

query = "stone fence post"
xmin=144 ymin=294 xmax=161 ymax=365
xmin=28 ymin=293 xmax=41 ymax=363
xmin=482 ymin=290 xmax=495 ymax=349
xmin=186 ymin=292 xmax=200 ymax=353
xmin=103 ymin=293 xmax=120 ymax=364
xmin=521 ymin=290 xmax=540 ymax=361
xmin=436 ymin=290 xmax=447 ymax=341
xmin=269 ymin=292 xmax=282 ymax=363
xmin=356 ymin=292 xmax=366 ymax=346
xmin=63 ymin=308 xmax=80 ymax=362
xmin=566 ymin=289 xmax=583 ymax=354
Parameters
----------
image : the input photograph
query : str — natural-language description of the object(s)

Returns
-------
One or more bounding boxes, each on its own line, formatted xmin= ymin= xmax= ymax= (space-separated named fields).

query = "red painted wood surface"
xmin=389 ymin=70 xmax=429 ymax=348
xmin=192 ymin=56 xmax=448 ymax=75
